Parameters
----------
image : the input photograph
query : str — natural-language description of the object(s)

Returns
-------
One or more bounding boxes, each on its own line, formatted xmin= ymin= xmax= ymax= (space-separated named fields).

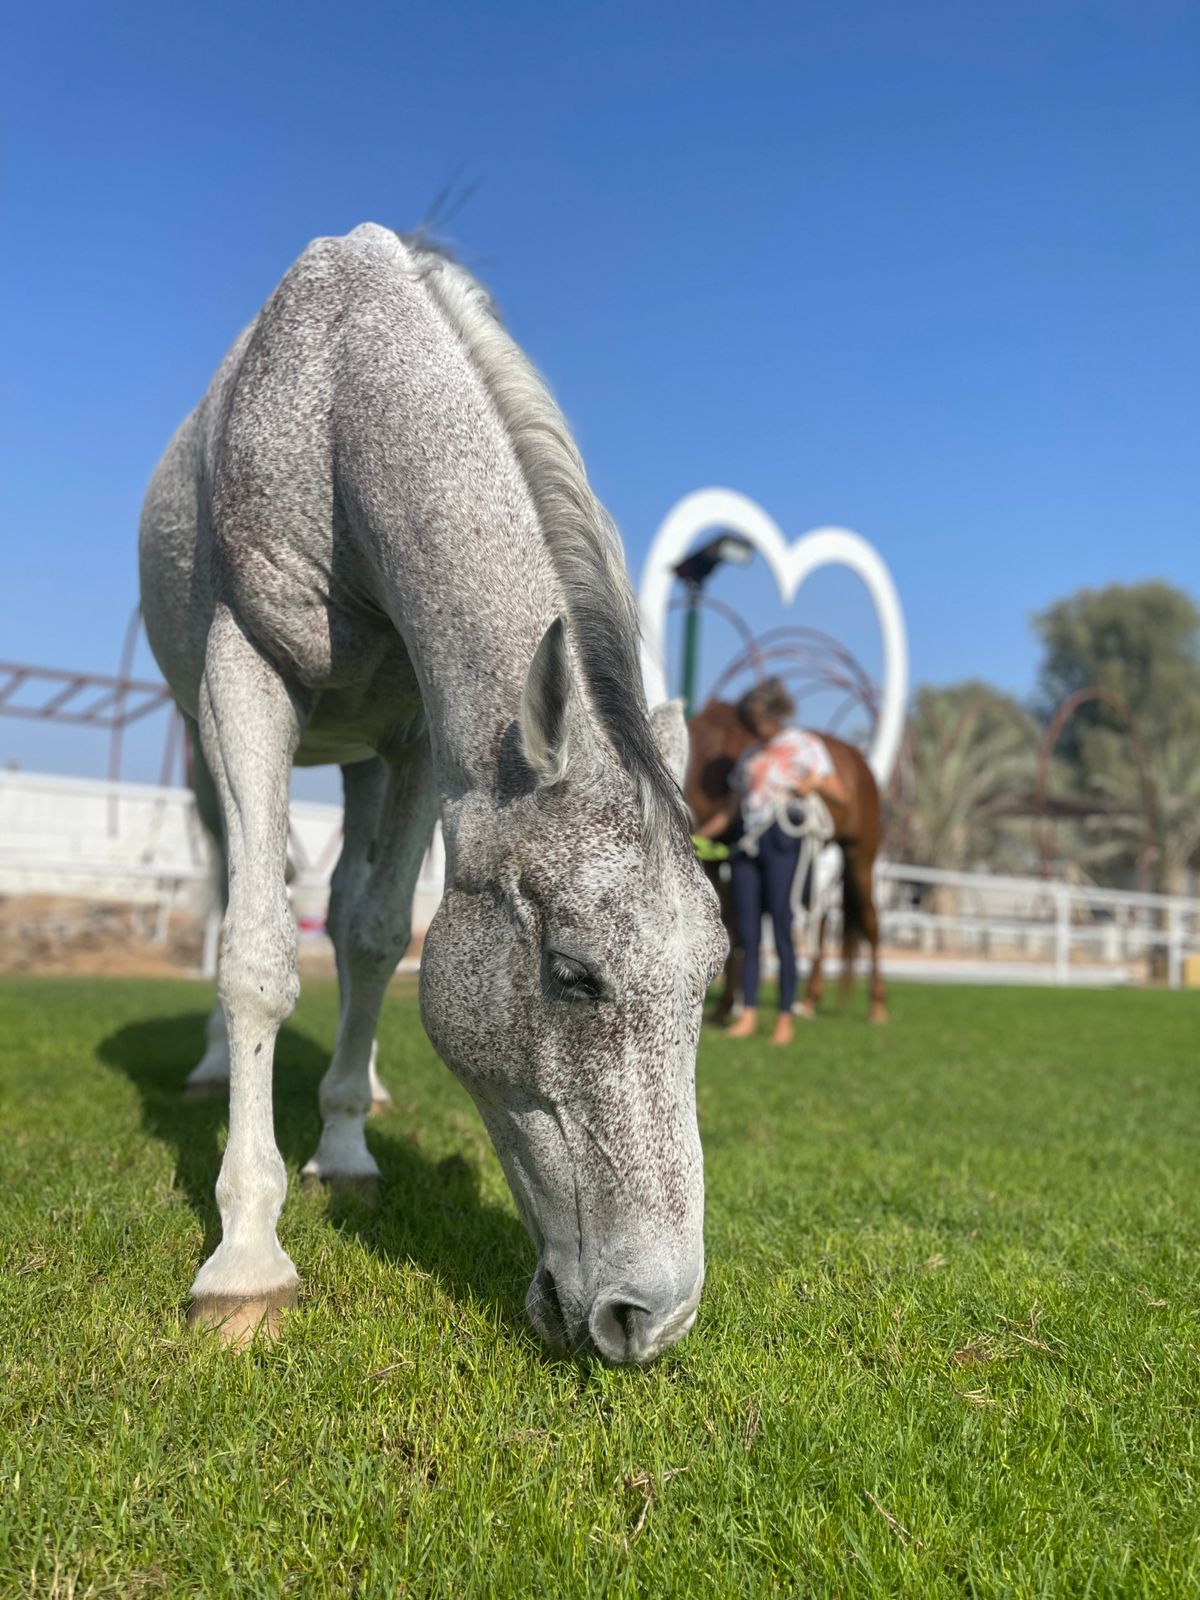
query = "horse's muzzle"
xmin=525 ymin=1258 xmax=703 ymax=1365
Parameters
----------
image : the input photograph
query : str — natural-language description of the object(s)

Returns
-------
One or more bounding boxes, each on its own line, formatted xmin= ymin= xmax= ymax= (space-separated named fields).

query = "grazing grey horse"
xmin=139 ymin=224 xmax=726 ymax=1363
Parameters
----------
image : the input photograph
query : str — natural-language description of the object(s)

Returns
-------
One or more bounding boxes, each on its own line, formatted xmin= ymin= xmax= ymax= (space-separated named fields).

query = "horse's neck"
xmin=398 ymin=524 xmax=559 ymax=793
xmin=332 ymin=239 xmax=569 ymax=800
xmin=350 ymin=436 xmax=562 ymax=801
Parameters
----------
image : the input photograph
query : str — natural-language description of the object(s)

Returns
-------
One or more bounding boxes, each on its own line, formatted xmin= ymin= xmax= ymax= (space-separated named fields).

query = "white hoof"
xmin=191 ymin=1238 xmax=298 ymax=1302
xmin=303 ymin=1115 xmax=380 ymax=1190
xmin=188 ymin=1286 xmax=297 ymax=1348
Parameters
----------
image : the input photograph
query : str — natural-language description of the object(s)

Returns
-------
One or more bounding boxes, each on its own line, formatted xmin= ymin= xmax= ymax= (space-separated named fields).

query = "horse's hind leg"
xmin=797 ymin=913 xmax=828 ymax=1020
xmin=188 ymin=609 xmax=305 ymax=1345
xmin=299 ymin=756 xmax=387 ymax=1192
xmin=302 ymin=742 xmax=437 ymax=1197
xmin=858 ymin=857 xmax=888 ymax=1025
xmin=183 ymin=718 xmax=232 ymax=1099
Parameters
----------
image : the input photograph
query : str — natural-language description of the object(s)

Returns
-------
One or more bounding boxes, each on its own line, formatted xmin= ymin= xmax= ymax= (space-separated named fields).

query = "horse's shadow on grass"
xmin=97 ymin=1013 xmax=532 ymax=1337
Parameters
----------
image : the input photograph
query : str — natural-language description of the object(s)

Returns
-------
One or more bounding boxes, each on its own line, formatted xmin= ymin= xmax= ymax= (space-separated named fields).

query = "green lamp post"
xmin=672 ymin=532 xmax=755 ymax=717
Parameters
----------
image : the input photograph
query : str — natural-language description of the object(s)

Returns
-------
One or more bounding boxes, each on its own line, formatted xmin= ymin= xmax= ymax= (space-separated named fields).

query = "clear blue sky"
xmin=3 ymin=0 xmax=1196 ymax=789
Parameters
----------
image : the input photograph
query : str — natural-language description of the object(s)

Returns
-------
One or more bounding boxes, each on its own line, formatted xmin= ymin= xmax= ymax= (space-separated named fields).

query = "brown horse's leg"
xmin=838 ymin=845 xmax=863 ymax=1012
xmin=797 ymin=911 xmax=827 ymax=1019
xmin=854 ymin=851 xmax=887 ymax=1023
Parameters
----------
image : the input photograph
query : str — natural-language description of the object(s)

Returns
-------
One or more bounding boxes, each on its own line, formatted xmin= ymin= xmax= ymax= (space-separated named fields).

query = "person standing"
xmin=695 ymin=679 xmax=846 ymax=1044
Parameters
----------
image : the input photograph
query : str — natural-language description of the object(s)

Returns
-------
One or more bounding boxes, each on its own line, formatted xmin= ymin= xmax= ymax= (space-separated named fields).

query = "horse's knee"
xmin=218 ymin=905 xmax=298 ymax=1030
xmin=344 ymin=903 xmax=411 ymax=985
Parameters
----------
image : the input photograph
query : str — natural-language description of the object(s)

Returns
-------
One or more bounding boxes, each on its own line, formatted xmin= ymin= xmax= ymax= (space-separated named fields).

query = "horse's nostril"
xmin=588 ymin=1294 xmax=653 ymax=1364
xmin=610 ymin=1301 xmax=636 ymax=1340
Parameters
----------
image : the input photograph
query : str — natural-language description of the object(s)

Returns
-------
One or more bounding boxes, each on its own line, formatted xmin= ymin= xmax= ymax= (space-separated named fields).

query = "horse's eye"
xmin=545 ymin=951 xmax=605 ymax=1002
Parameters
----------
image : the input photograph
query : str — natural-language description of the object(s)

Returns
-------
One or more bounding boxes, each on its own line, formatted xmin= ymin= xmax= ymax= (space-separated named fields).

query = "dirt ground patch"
xmin=0 ymin=895 xmax=345 ymax=980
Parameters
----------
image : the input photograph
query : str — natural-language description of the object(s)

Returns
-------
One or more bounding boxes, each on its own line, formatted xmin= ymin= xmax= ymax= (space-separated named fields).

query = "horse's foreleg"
xmin=302 ymin=743 xmax=438 ymax=1198
xmin=188 ymin=609 xmax=304 ymax=1345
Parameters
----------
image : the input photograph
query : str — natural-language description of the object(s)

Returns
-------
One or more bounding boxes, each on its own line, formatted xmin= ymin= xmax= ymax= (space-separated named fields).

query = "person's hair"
xmin=736 ymin=677 xmax=795 ymax=734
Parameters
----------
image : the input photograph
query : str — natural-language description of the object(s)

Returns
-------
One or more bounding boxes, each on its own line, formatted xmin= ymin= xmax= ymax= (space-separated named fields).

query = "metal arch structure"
xmin=639 ymin=487 xmax=908 ymax=788
xmin=889 ymin=688 xmax=1044 ymax=831
xmin=663 ymin=593 xmax=886 ymax=731
xmin=699 ymin=626 xmax=882 ymax=742
xmin=0 ymin=604 xmax=186 ymax=837
xmin=885 ymin=684 xmax=1158 ymax=886
xmin=0 ymin=605 xmax=182 ymax=787
xmin=937 ymin=695 xmax=1043 ymax=763
xmin=0 ymin=658 xmax=172 ymax=741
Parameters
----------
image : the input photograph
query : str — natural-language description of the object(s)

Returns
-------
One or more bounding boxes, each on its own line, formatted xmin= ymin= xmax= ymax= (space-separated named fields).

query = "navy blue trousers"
xmin=730 ymin=823 xmax=802 ymax=1013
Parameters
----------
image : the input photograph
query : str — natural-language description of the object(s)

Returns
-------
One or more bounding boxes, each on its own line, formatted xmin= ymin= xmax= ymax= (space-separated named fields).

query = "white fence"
xmin=0 ymin=770 xmax=445 ymax=974
xmin=870 ymin=861 xmax=1200 ymax=990
xmin=3 ymin=771 xmax=1198 ymax=989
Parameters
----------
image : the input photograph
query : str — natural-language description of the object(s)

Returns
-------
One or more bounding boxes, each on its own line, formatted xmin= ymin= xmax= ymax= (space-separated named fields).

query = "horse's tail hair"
xmin=840 ymin=844 xmax=866 ymax=994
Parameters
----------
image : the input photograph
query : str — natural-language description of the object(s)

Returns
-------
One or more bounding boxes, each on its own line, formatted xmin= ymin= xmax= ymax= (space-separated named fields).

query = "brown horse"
xmin=684 ymin=700 xmax=887 ymax=1022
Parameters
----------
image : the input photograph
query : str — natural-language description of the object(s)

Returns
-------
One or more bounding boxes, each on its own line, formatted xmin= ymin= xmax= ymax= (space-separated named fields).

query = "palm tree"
xmin=1068 ymin=720 xmax=1200 ymax=897
xmin=890 ymin=683 xmax=1041 ymax=872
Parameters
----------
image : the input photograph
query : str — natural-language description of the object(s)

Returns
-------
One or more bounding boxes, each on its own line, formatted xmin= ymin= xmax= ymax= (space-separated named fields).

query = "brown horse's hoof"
xmin=868 ymin=1003 xmax=889 ymax=1025
xmin=183 ymin=1079 xmax=228 ymax=1101
xmin=795 ymin=1000 xmax=817 ymax=1021
xmin=188 ymin=1285 xmax=297 ymax=1348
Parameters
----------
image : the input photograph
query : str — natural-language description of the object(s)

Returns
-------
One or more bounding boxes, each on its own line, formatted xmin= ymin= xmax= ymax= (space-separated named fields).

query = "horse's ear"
xmin=649 ymin=699 xmax=690 ymax=789
xmin=519 ymin=616 xmax=575 ymax=787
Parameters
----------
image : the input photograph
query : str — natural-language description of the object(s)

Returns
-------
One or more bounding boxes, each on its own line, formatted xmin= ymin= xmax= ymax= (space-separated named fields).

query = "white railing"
xmin=4 ymin=771 xmax=1198 ymax=990
xmin=0 ymin=770 xmax=444 ymax=976
xmin=867 ymin=861 xmax=1199 ymax=989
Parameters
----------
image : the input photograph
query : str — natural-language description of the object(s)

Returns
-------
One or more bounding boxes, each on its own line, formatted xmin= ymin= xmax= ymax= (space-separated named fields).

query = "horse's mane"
xmin=400 ymin=231 xmax=686 ymax=845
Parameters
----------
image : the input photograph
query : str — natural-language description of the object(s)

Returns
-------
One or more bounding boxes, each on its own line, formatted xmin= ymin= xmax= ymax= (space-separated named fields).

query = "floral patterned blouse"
xmin=730 ymin=727 xmax=834 ymax=836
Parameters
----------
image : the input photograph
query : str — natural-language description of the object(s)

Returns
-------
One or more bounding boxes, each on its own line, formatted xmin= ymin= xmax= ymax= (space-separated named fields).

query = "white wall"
xmin=0 ymin=770 xmax=446 ymax=935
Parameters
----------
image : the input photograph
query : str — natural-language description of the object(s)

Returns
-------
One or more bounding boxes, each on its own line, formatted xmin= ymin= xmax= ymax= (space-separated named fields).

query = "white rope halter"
xmin=736 ymin=793 xmax=836 ymax=952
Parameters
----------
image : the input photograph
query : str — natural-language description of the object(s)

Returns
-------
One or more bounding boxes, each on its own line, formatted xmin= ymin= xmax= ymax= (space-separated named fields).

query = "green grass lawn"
xmin=1 ymin=976 xmax=1197 ymax=1598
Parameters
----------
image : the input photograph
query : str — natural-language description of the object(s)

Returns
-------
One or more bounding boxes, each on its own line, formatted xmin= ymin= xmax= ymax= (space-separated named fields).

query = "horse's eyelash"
xmin=547 ymin=953 xmax=603 ymax=997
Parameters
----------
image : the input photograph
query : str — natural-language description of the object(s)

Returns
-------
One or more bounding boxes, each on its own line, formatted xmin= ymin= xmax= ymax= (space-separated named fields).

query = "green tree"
xmin=1032 ymin=582 xmax=1200 ymax=894
xmin=891 ymin=682 xmax=1040 ymax=872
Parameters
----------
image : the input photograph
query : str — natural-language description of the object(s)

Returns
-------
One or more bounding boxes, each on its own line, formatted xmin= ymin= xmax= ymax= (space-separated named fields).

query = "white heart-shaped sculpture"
xmin=638 ymin=487 xmax=908 ymax=787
